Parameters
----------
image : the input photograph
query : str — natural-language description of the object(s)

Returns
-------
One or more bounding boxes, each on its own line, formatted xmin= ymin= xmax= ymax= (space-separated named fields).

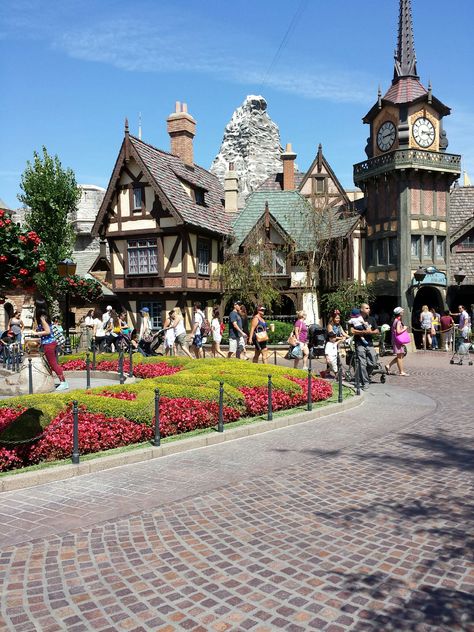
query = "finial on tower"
xmin=393 ymin=0 xmax=418 ymax=81
xmin=138 ymin=112 xmax=142 ymax=140
xmin=427 ymin=80 xmax=432 ymax=104
xmin=378 ymin=85 xmax=382 ymax=109
xmin=124 ymin=117 xmax=129 ymax=135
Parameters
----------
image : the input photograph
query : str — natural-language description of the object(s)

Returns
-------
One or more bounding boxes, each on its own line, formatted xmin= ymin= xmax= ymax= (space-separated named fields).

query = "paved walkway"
xmin=0 ymin=352 xmax=473 ymax=631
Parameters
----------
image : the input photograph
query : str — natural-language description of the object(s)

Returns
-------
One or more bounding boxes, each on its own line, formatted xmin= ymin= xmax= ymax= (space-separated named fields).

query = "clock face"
xmin=377 ymin=121 xmax=396 ymax=152
xmin=413 ymin=117 xmax=435 ymax=148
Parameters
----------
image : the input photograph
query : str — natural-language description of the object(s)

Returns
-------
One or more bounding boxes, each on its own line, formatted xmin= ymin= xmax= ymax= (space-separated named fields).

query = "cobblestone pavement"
xmin=0 ymin=351 xmax=473 ymax=631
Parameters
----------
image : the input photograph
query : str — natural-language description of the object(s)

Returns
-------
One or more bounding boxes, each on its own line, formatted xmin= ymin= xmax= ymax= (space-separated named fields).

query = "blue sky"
xmin=1 ymin=0 xmax=473 ymax=209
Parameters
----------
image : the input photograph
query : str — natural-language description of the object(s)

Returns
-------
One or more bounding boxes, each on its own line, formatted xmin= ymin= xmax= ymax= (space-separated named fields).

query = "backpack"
xmin=51 ymin=324 xmax=66 ymax=346
xmin=220 ymin=322 xmax=226 ymax=336
xmin=201 ymin=318 xmax=212 ymax=337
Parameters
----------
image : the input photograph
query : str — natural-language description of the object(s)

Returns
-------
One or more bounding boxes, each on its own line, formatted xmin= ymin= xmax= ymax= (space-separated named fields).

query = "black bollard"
xmin=267 ymin=375 xmax=273 ymax=421
xmin=28 ymin=358 xmax=33 ymax=394
xmin=92 ymin=341 xmax=96 ymax=370
xmin=86 ymin=353 xmax=91 ymax=389
xmin=153 ymin=389 xmax=161 ymax=446
xmin=274 ymin=349 xmax=277 ymax=365
xmin=128 ymin=345 xmax=133 ymax=378
xmin=354 ymin=351 xmax=361 ymax=396
xmin=337 ymin=352 xmax=343 ymax=403
xmin=72 ymin=400 xmax=80 ymax=464
xmin=218 ymin=381 xmax=224 ymax=433
xmin=307 ymin=367 xmax=313 ymax=411
xmin=118 ymin=349 xmax=124 ymax=384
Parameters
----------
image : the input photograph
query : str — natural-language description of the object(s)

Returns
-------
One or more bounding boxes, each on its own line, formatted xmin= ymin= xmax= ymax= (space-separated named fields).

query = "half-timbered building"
xmin=91 ymin=103 xmax=232 ymax=329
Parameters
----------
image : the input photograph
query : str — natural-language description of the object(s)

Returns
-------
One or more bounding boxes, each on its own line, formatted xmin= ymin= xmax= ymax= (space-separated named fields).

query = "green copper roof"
xmin=232 ymin=191 xmax=317 ymax=252
xmin=232 ymin=190 xmax=360 ymax=252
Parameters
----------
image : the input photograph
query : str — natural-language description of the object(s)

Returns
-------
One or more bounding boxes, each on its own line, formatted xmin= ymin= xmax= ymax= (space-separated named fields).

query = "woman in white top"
xmin=92 ymin=307 xmax=107 ymax=351
xmin=211 ymin=306 xmax=226 ymax=358
xmin=163 ymin=310 xmax=176 ymax=356
xmin=172 ymin=308 xmax=193 ymax=358
xmin=419 ymin=304 xmax=433 ymax=349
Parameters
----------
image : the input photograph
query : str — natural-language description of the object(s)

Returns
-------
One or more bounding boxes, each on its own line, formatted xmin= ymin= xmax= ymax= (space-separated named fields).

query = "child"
xmin=348 ymin=308 xmax=368 ymax=346
xmin=323 ymin=330 xmax=339 ymax=378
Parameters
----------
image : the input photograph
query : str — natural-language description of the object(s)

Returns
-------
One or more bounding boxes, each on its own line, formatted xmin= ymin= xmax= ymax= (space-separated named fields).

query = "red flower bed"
xmin=156 ymin=398 xmax=241 ymax=437
xmin=28 ymin=407 xmax=153 ymax=463
xmin=240 ymin=376 xmax=332 ymax=416
xmin=0 ymin=406 xmax=26 ymax=433
xmin=61 ymin=359 xmax=183 ymax=380
xmin=0 ymin=448 xmax=23 ymax=472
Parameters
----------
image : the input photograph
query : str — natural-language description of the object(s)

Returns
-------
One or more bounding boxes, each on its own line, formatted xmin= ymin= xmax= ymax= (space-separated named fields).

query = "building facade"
xmin=353 ymin=0 xmax=461 ymax=322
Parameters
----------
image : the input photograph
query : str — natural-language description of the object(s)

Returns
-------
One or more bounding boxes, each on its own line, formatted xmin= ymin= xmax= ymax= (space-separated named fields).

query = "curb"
xmin=0 ymin=393 xmax=363 ymax=493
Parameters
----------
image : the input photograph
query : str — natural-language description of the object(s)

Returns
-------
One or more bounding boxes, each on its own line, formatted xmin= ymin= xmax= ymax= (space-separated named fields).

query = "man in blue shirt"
xmin=228 ymin=301 xmax=246 ymax=359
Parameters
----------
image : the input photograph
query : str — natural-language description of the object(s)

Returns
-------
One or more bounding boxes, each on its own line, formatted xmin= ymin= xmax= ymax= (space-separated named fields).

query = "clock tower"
xmin=354 ymin=0 xmax=461 ymax=323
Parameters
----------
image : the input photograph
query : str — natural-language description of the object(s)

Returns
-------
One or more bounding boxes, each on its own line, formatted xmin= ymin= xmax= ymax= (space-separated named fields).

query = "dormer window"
xmin=194 ymin=188 xmax=205 ymax=206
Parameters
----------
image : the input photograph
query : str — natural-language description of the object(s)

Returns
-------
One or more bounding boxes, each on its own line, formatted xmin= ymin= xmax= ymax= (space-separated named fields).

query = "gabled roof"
xmin=450 ymin=186 xmax=474 ymax=234
xmin=232 ymin=191 xmax=316 ymax=252
xmin=451 ymin=215 xmax=474 ymax=244
xmin=93 ymin=133 xmax=231 ymax=237
xmin=0 ymin=198 xmax=12 ymax=211
xmin=256 ymin=171 xmax=305 ymax=192
xmin=318 ymin=207 xmax=361 ymax=241
xmin=298 ymin=144 xmax=351 ymax=207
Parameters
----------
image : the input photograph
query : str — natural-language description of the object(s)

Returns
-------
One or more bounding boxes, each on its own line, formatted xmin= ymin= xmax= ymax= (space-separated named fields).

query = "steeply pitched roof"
xmin=256 ymin=171 xmax=305 ymax=192
xmin=383 ymin=77 xmax=427 ymax=103
xmin=129 ymin=135 xmax=230 ymax=234
xmin=72 ymin=250 xmax=114 ymax=296
xmin=93 ymin=134 xmax=231 ymax=236
xmin=0 ymin=198 xmax=12 ymax=211
xmin=232 ymin=191 xmax=315 ymax=252
xmin=450 ymin=186 xmax=474 ymax=235
xmin=232 ymin=191 xmax=360 ymax=253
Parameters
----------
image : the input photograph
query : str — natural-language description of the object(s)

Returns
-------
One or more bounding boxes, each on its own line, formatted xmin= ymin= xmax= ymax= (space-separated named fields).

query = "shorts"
xmin=175 ymin=333 xmax=187 ymax=347
xmin=192 ymin=333 xmax=203 ymax=348
xmin=228 ymin=338 xmax=238 ymax=354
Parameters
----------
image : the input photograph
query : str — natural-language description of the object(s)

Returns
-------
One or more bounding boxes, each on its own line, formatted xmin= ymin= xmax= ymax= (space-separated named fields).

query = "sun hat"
xmin=106 ymin=305 xmax=113 ymax=311
xmin=140 ymin=307 xmax=150 ymax=313
xmin=393 ymin=306 xmax=403 ymax=315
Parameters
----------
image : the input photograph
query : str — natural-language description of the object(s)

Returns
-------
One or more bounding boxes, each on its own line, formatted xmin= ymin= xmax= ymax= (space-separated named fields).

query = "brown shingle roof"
xmin=450 ymin=186 xmax=474 ymax=234
xmin=383 ymin=77 xmax=427 ymax=103
xmin=129 ymin=136 xmax=231 ymax=235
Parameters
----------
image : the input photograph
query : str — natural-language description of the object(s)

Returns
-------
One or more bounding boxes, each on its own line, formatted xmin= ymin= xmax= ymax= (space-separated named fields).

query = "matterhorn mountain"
xmin=210 ymin=95 xmax=283 ymax=207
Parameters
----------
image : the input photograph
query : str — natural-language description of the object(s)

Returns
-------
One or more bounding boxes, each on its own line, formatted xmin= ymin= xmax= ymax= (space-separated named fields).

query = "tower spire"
xmin=393 ymin=0 xmax=418 ymax=81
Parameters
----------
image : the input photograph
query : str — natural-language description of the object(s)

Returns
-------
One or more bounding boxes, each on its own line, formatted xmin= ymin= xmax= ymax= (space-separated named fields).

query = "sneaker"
xmin=361 ymin=384 xmax=369 ymax=391
xmin=56 ymin=381 xmax=69 ymax=391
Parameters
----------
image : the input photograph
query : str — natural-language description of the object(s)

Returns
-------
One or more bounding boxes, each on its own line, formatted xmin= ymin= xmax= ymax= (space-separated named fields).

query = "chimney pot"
xmin=182 ymin=103 xmax=188 ymax=113
xmin=175 ymin=101 xmax=181 ymax=113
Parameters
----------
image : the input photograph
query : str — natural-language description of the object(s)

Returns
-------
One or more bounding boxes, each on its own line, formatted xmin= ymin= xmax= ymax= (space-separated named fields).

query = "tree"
xmin=0 ymin=209 xmax=47 ymax=301
xmin=214 ymin=226 xmax=282 ymax=311
xmin=320 ymin=280 xmax=375 ymax=321
xmin=18 ymin=147 xmax=80 ymax=307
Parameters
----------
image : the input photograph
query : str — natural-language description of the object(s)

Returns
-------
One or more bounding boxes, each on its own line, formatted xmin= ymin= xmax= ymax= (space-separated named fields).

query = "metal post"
xmin=64 ymin=290 xmax=72 ymax=355
xmin=274 ymin=349 xmax=277 ymax=365
xmin=72 ymin=400 xmax=80 ymax=464
xmin=118 ymin=349 xmax=125 ymax=384
xmin=128 ymin=345 xmax=133 ymax=378
xmin=153 ymin=389 xmax=161 ymax=446
xmin=92 ymin=340 xmax=96 ymax=370
xmin=354 ymin=350 xmax=361 ymax=396
xmin=267 ymin=375 xmax=273 ymax=421
xmin=218 ymin=381 xmax=224 ymax=433
xmin=337 ymin=352 xmax=343 ymax=403
xmin=307 ymin=367 xmax=313 ymax=411
xmin=28 ymin=358 xmax=33 ymax=394
xmin=86 ymin=353 xmax=91 ymax=389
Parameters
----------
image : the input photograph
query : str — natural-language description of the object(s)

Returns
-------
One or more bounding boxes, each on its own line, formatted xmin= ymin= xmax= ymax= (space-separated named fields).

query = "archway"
xmin=2 ymin=302 xmax=14 ymax=332
xmin=412 ymin=285 xmax=445 ymax=348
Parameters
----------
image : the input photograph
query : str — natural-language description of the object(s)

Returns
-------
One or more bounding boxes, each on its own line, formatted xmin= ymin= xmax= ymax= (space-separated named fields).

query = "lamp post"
xmin=58 ymin=258 xmax=77 ymax=355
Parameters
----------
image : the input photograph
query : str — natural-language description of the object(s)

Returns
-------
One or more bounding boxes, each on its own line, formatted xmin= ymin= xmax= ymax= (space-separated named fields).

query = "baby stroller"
xmin=379 ymin=323 xmax=407 ymax=357
xmin=343 ymin=337 xmax=386 ymax=383
xmin=308 ymin=324 xmax=326 ymax=359
xmin=450 ymin=330 xmax=473 ymax=366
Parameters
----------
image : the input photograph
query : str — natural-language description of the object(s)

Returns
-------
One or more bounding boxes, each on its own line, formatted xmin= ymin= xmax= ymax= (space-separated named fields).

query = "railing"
xmin=354 ymin=149 xmax=461 ymax=183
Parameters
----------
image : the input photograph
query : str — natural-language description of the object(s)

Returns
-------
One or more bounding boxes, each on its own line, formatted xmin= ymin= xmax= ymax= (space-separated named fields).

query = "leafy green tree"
xmin=321 ymin=280 xmax=375 ymax=321
xmin=18 ymin=147 xmax=80 ymax=306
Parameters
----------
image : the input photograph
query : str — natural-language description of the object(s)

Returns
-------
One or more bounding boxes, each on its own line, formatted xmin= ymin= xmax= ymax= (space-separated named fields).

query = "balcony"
xmin=353 ymin=149 xmax=461 ymax=185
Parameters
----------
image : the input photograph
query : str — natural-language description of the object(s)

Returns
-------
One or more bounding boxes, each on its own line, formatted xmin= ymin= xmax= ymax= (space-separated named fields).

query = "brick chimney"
xmin=166 ymin=101 xmax=196 ymax=165
xmin=281 ymin=143 xmax=297 ymax=191
xmin=224 ymin=162 xmax=239 ymax=213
